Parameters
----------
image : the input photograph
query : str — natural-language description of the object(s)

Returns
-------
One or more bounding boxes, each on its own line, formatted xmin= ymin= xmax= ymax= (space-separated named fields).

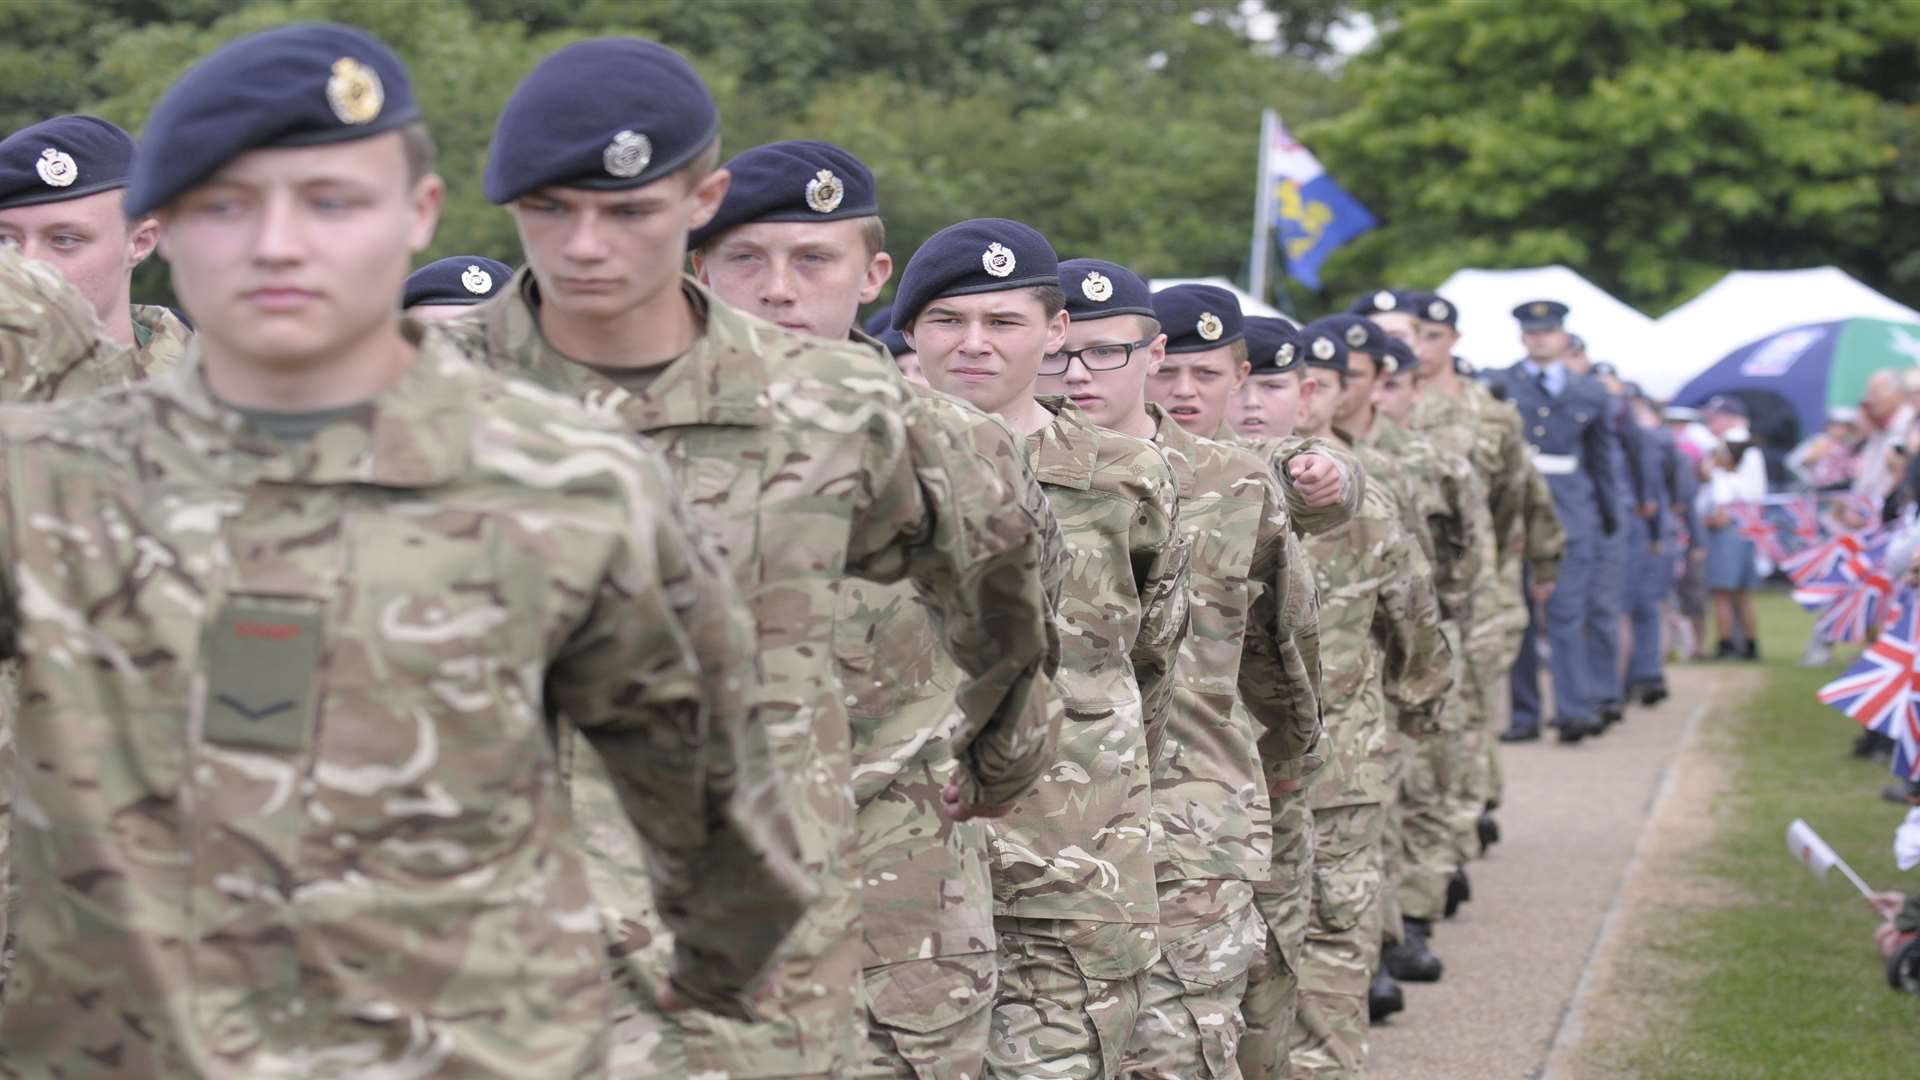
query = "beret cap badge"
xmin=804 ymin=168 xmax=844 ymax=213
xmin=325 ymin=57 xmax=385 ymax=125
xmin=982 ymin=241 xmax=1016 ymax=278
xmin=1530 ymin=301 xmax=1549 ymax=317
xmin=603 ymin=129 xmax=653 ymax=179
xmin=1276 ymin=342 xmax=1295 ymax=365
xmin=1427 ymin=299 xmax=1449 ymax=321
xmin=1312 ymin=336 xmax=1336 ymax=361
xmin=460 ymin=265 xmax=494 ymax=295
xmin=1344 ymin=324 xmax=1368 ymax=348
xmin=1081 ymin=271 xmax=1114 ymax=303
xmin=34 ymin=148 xmax=77 ymax=188
xmin=1372 ymin=289 xmax=1396 ymax=311
xmin=1197 ymin=311 xmax=1224 ymax=341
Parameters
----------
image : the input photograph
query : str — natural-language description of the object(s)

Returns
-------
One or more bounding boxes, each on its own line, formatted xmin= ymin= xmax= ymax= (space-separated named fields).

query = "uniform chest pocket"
xmin=670 ymin=445 xmax=763 ymax=576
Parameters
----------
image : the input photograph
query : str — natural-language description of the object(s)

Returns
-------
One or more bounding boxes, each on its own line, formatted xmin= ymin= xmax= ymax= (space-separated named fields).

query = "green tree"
xmin=1307 ymin=0 xmax=1920 ymax=313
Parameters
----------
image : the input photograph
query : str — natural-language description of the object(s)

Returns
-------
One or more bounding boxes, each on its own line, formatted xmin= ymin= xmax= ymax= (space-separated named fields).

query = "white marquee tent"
xmin=1647 ymin=268 xmax=1920 ymax=397
xmin=1434 ymin=265 xmax=1659 ymax=385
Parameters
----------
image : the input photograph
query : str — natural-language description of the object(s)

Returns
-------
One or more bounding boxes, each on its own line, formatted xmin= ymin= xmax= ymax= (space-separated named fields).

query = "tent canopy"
xmin=1648 ymin=268 xmax=1920 ymax=398
xmin=1433 ymin=265 xmax=1659 ymax=385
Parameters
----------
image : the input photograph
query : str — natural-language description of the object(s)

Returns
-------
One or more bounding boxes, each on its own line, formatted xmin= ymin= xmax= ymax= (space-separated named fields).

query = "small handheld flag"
xmin=1817 ymin=585 xmax=1920 ymax=777
xmin=1786 ymin=818 xmax=1878 ymax=903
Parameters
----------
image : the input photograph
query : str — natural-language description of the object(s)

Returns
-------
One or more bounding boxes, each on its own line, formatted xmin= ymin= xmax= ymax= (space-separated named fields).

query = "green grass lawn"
xmin=1621 ymin=590 xmax=1920 ymax=1078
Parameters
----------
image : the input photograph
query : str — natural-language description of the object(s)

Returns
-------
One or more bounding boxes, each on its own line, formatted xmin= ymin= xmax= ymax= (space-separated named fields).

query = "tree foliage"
xmin=1311 ymin=0 xmax=1920 ymax=313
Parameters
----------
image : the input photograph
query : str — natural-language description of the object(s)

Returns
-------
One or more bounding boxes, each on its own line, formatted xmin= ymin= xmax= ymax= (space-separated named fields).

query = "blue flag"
xmin=1261 ymin=111 xmax=1376 ymax=290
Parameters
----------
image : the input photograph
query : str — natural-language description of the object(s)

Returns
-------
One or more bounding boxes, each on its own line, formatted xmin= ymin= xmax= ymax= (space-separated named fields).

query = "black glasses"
xmin=1039 ymin=336 xmax=1156 ymax=376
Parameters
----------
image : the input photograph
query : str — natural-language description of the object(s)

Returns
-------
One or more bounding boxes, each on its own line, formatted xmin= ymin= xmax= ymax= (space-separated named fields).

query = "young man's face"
xmin=908 ymin=289 xmax=1067 ymax=416
xmin=1522 ymin=325 xmax=1569 ymax=362
xmin=1337 ymin=351 xmax=1382 ymax=426
xmin=1416 ymin=319 xmax=1459 ymax=375
xmin=1037 ymin=313 xmax=1162 ymax=430
xmin=509 ymin=163 xmax=728 ymax=324
xmin=1298 ymin=369 xmax=1343 ymax=434
xmin=1371 ymin=311 xmax=1418 ymax=347
xmin=1231 ymin=369 xmax=1311 ymax=440
xmin=1147 ymin=342 xmax=1247 ymax=435
xmin=1375 ymin=369 xmax=1416 ymax=422
xmin=158 ymin=132 xmax=441 ymax=370
xmin=894 ymin=349 xmax=926 ymax=387
xmin=694 ymin=217 xmax=890 ymax=341
xmin=0 ymin=188 xmax=158 ymax=324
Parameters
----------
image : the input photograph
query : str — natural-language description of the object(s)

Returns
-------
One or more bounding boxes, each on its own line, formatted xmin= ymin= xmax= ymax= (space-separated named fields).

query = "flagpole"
xmin=1249 ymin=109 xmax=1276 ymax=305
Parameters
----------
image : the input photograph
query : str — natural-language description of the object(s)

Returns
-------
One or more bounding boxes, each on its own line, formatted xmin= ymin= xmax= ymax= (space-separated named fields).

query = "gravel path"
xmin=1366 ymin=664 xmax=1740 ymax=1079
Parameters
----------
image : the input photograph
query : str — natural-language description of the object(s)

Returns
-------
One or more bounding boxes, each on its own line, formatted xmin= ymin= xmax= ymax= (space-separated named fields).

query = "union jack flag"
xmin=1782 ymin=495 xmax=1825 ymax=551
xmin=1728 ymin=502 xmax=1788 ymax=564
xmin=1820 ymin=587 xmax=1920 ymax=779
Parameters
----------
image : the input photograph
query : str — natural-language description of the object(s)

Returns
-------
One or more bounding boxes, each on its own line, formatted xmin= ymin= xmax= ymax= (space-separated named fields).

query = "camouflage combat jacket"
xmin=1411 ymin=379 xmax=1531 ymax=573
xmin=1358 ymin=417 xmax=1491 ymax=627
xmin=446 ymin=274 xmax=1051 ymax=1077
xmin=989 ymin=397 xmax=1189 ymax=929
xmin=0 ymin=326 xmax=803 ymax=1077
xmin=840 ymin=371 xmax=1069 ymax=970
xmin=131 ymin=303 xmax=193 ymax=379
xmin=1146 ymin=405 xmax=1323 ymax=885
xmin=1298 ymin=462 xmax=1453 ymax=812
xmin=0 ymin=246 xmax=143 ymax=401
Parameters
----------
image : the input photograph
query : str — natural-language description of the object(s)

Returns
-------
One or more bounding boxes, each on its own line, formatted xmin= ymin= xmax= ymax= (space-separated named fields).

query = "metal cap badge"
xmin=982 ymin=241 xmax=1016 ymax=278
xmin=603 ymin=130 xmax=652 ymax=178
xmin=35 ymin=148 xmax=77 ymax=188
xmin=1197 ymin=311 xmax=1224 ymax=341
xmin=460 ymin=264 xmax=493 ymax=295
xmin=1344 ymin=324 xmax=1368 ymax=348
xmin=1427 ymin=299 xmax=1449 ymax=321
xmin=1081 ymin=271 xmax=1113 ymax=303
xmin=325 ymin=57 xmax=385 ymax=125
xmin=1373 ymin=289 xmax=1397 ymax=311
xmin=804 ymin=168 xmax=844 ymax=213
xmin=1312 ymin=336 xmax=1336 ymax=360
xmin=1276 ymin=342 xmax=1296 ymax=365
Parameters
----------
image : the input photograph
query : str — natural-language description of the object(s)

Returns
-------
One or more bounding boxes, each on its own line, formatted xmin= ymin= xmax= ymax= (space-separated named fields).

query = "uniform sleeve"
xmin=1274 ymin=435 xmax=1362 ymax=537
xmin=1525 ymin=466 xmax=1569 ymax=587
xmin=1486 ymin=404 xmax=1531 ymax=563
xmin=549 ymin=454 xmax=811 ymax=1019
xmin=0 ymin=245 xmax=126 ymax=403
xmin=1239 ymin=478 xmax=1324 ymax=784
xmin=1130 ymin=455 xmax=1191 ymax=759
xmin=851 ymin=394 xmax=1057 ymax=812
xmin=1585 ymin=397 xmax=1621 ymax=534
xmin=1441 ymin=462 xmax=1494 ymax=625
xmin=1373 ymin=507 xmax=1454 ymax=732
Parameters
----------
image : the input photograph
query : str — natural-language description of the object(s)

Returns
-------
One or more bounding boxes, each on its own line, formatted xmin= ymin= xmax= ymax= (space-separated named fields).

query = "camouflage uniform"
xmin=1410 ymin=380 xmax=1533 ymax=816
xmin=447 ymin=274 xmax=1052 ymax=1079
xmin=130 ymin=303 xmax=192 ymax=379
xmin=0 ymin=248 xmax=152 ymax=992
xmin=1358 ymin=419 xmax=1493 ymax=918
xmin=1280 ymin=475 xmax=1452 ymax=1080
xmin=0 ymin=320 xmax=812 ymax=1076
xmin=1118 ymin=406 xmax=1330 ymax=1079
xmin=986 ymin=397 xmax=1189 ymax=1080
xmin=843 ymin=368 xmax=1069 ymax=1080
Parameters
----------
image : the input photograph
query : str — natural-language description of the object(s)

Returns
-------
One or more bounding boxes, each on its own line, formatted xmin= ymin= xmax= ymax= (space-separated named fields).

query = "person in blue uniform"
xmin=1488 ymin=301 xmax=1619 ymax=744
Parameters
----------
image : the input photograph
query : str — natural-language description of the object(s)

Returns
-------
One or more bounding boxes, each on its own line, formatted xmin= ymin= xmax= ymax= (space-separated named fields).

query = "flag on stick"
xmin=1786 ymin=818 xmax=1878 ymax=902
xmin=1251 ymin=109 xmax=1375 ymax=293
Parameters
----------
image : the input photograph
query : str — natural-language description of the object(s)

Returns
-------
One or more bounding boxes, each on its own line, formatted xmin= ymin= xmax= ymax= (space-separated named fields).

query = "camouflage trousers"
xmin=853 ymin=953 xmax=998 ymax=1080
xmin=1240 ymin=791 xmax=1313 ymax=1080
xmin=1473 ymin=568 xmax=1532 ymax=811
xmin=1398 ymin=728 xmax=1473 ymax=922
xmin=1119 ymin=879 xmax=1263 ymax=1078
xmin=1288 ymin=802 xmax=1386 ymax=1080
xmin=986 ymin=916 xmax=1158 ymax=1079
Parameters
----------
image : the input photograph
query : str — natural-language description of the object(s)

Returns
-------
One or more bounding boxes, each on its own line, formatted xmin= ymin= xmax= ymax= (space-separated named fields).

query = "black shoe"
xmin=1742 ymin=640 xmax=1761 ymax=662
xmin=1445 ymin=866 xmax=1471 ymax=917
xmin=1500 ymin=727 xmax=1541 ymax=743
xmin=1599 ymin=701 xmax=1624 ymax=726
xmin=1557 ymin=720 xmax=1590 ymax=744
xmin=1714 ymin=639 xmax=1738 ymax=659
xmin=1384 ymin=918 xmax=1444 ymax=982
xmin=1477 ymin=810 xmax=1501 ymax=854
xmin=1854 ymin=730 xmax=1893 ymax=759
xmin=1640 ymin=683 xmax=1669 ymax=706
xmin=1368 ymin=966 xmax=1405 ymax=1022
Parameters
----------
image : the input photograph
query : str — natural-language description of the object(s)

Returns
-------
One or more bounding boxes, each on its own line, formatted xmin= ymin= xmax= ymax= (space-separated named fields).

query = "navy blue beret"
xmin=403 ymin=255 xmax=513 ymax=309
xmin=0 ymin=116 xmax=135 ymax=210
xmin=1152 ymin=284 xmax=1244 ymax=354
xmin=689 ymin=140 xmax=876 ymax=251
xmin=1347 ymin=287 xmax=1421 ymax=319
xmin=1060 ymin=258 xmax=1156 ymax=324
xmin=486 ymin=38 xmax=718 ymax=205
xmin=1513 ymin=299 xmax=1570 ymax=329
xmin=892 ymin=218 xmax=1058 ymax=330
xmin=1406 ymin=289 xmax=1458 ymax=326
xmin=861 ymin=305 xmax=912 ymax=357
xmin=1380 ymin=334 xmax=1417 ymax=375
xmin=1244 ymin=316 xmax=1304 ymax=376
xmin=1298 ymin=318 xmax=1351 ymax=375
xmin=126 ymin=24 xmax=421 ymax=217
xmin=1308 ymin=314 xmax=1393 ymax=370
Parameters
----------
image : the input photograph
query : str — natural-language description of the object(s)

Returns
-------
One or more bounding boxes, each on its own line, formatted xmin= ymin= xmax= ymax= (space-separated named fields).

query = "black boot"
xmin=1384 ymin=917 xmax=1444 ymax=982
xmin=1477 ymin=810 xmax=1501 ymax=854
xmin=1445 ymin=866 xmax=1471 ymax=917
xmin=1742 ymin=638 xmax=1761 ymax=662
xmin=1557 ymin=719 xmax=1590 ymax=744
xmin=1714 ymin=639 xmax=1738 ymax=659
xmin=1368 ymin=965 xmax=1405 ymax=1022
xmin=1598 ymin=700 xmax=1625 ymax=728
xmin=1640 ymin=682 xmax=1669 ymax=706
xmin=1500 ymin=726 xmax=1540 ymax=743
xmin=1854 ymin=730 xmax=1894 ymax=759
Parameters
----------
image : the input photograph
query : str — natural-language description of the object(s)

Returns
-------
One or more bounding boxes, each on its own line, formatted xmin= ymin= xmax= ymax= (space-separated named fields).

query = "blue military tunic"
xmin=1487 ymin=359 xmax=1619 ymax=731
